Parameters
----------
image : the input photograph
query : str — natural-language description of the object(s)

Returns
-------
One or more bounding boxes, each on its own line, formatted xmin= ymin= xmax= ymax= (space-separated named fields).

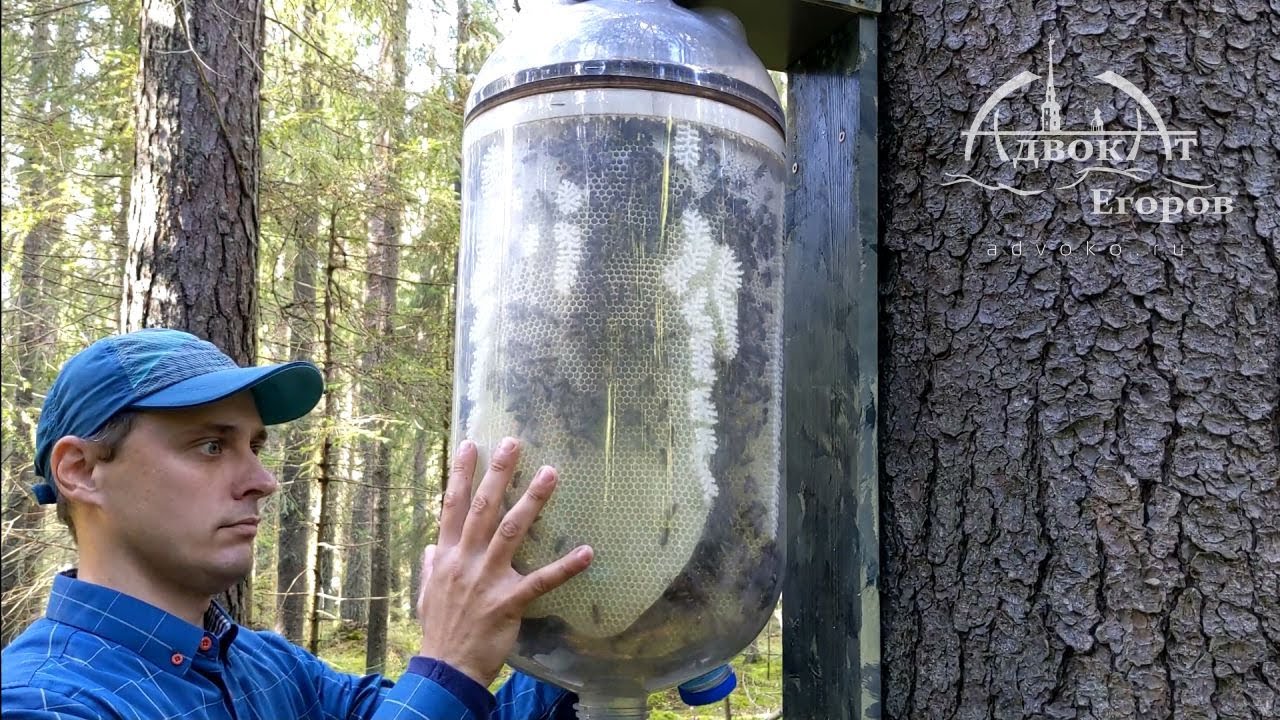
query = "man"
xmin=0 ymin=328 xmax=593 ymax=719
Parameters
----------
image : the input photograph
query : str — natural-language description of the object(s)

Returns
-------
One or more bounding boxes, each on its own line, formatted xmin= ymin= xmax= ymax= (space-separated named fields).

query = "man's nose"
xmin=235 ymin=454 xmax=279 ymax=499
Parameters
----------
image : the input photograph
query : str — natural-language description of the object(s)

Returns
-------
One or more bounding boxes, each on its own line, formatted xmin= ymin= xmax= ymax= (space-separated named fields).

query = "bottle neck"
xmin=573 ymin=696 xmax=649 ymax=719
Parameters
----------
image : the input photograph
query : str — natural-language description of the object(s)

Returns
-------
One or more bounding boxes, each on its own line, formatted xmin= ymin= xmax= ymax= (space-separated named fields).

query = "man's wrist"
xmin=417 ymin=647 xmax=493 ymax=687
xmin=406 ymin=656 xmax=497 ymax=719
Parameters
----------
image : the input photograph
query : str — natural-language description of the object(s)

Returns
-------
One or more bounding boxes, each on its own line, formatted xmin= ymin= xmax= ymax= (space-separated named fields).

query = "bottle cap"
xmin=678 ymin=664 xmax=737 ymax=706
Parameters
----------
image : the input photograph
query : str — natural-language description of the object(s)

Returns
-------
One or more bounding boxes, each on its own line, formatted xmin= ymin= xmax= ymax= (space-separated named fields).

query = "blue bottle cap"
xmin=678 ymin=664 xmax=737 ymax=706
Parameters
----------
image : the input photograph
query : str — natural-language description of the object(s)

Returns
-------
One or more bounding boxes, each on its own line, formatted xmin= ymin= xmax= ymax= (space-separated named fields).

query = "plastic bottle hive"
xmin=453 ymin=1 xmax=785 ymax=715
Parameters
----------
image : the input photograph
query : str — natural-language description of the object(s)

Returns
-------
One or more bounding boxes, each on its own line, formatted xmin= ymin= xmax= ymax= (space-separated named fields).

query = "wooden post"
xmin=781 ymin=13 xmax=881 ymax=720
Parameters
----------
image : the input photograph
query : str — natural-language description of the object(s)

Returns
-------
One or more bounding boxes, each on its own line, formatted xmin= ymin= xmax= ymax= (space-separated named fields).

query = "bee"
xmin=658 ymin=502 xmax=678 ymax=547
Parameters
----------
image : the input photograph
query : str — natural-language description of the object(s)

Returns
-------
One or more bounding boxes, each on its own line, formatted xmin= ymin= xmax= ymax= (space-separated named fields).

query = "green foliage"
xmin=315 ymin=616 xmax=423 ymax=680
xmin=2 ymin=4 xmax=786 ymax=714
xmin=2 ymin=0 xmax=509 ymax=656
xmin=2 ymin=2 xmax=142 ymax=608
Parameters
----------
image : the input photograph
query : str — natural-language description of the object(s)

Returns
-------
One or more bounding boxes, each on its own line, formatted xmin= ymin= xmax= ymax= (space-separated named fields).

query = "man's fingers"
xmin=423 ymin=544 xmax=436 ymax=582
xmin=511 ymin=545 xmax=594 ymax=607
xmin=439 ymin=442 xmax=477 ymax=547
xmin=486 ymin=465 xmax=557 ymax=567
xmin=416 ymin=544 xmax=436 ymax=612
xmin=460 ymin=437 xmax=520 ymax=550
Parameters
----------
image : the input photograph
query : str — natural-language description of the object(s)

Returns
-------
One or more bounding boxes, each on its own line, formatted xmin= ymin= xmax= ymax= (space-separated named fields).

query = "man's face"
xmin=90 ymin=391 xmax=277 ymax=597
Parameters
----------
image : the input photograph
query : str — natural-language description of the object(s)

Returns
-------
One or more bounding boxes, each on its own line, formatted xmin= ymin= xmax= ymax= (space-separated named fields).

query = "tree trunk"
xmin=440 ymin=0 xmax=472 ymax=501
xmin=309 ymin=211 xmax=341 ymax=654
xmin=122 ymin=0 xmax=265 ymax=625
xmin=1 ymin=15 xmax=58 ymax=649
xmin=342 ymin=444 xmax=372 ymax=626
xmin=880 ymin=5 xmax=1280 ymax=719
xmin=110 ymin=4 xmax=137 ymax=276
xmin=388 ymin=441 xmax=404 ymax=613
xmin=437 ymin=422 xmax=452 ymax=519
xmin=274 ymin=0 xmax=321 ymax=648
xmin=123 ymin=0 xmax=263 ymax=352
xmin=456 ymin=0 xmax=476 ymax=80
xmin=364 ymin=440 xmax=394 ymax=672
xmin=114 ymin=137 xmax=132 ymax=274
xmin=408 ymin=428 xmax=430 ymax=619
xmin=276 ymin=269 xmax=315 ymax=642
xmin=363 ymin=0 xmax=409 ymax=673
xmin=275 ymin=217 xmax=318 ymax=644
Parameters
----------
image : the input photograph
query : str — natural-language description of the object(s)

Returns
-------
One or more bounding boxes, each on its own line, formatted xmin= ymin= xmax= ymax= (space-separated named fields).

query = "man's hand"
xmin=416 ymin=437 xmax=593 ymax=687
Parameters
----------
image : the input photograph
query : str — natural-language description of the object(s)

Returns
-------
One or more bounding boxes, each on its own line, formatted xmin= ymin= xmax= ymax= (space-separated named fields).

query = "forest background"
xmin=0 ymin=0 xmax=782 ymax=717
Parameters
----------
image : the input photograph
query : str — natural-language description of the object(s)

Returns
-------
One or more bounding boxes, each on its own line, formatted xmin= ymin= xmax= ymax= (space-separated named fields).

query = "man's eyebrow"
xmin=184 ymin=423 xmax=269 ymax=442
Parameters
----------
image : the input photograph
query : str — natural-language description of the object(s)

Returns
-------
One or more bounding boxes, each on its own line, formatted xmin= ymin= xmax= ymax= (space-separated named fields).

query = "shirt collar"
xmin=46 ymin=570 xmax=239 ymax=676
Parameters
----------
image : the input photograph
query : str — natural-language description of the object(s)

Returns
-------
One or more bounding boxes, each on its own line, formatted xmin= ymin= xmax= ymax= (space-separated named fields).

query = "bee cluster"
xmin=457 ymin=112 xmax=785 ymax=671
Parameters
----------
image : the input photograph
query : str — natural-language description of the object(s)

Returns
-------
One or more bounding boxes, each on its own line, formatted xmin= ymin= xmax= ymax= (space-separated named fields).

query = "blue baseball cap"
xmin=32 ymin=328 xmax=324 ymax=504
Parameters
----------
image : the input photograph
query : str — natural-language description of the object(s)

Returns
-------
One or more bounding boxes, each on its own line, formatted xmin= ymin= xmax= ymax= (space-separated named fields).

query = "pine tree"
xmin=362 ymin=0 xmax=409 ymax=673
xmin=122 ymin=0 xmax=267 ymax=624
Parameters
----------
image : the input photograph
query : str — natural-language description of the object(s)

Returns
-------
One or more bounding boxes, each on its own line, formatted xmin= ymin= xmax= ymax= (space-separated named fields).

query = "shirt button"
xmin=170 ymin=653 xmax=185 ymax=665
xmin=199 ymin=636 xmax=213 ymax=651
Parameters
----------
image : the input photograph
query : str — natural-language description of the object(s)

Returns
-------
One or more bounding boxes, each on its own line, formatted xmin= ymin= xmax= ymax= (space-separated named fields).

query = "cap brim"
xmin=129 ymin=361 xmax=324 ymax=425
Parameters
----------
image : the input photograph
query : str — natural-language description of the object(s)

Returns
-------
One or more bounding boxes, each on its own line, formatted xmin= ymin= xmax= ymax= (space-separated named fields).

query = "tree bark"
xmin=121 ymin=0 xmax=265 ymax=625
xmin=122 ymin=0 xmax=263 ymax=359
xmin=363 ymin=0 xmax=409 ymax=673
xmin=880 ymin=4 xmax=1280 ymax=719
xmin=1 ymin=14 xmax=58 ymax=649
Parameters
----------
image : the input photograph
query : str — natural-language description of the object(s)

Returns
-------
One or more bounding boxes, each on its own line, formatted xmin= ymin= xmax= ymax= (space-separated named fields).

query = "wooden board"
xmin=779 ymin=14 xmax=882 ymax=720
xmin=676 ymin=0 xmax=874 ymax=71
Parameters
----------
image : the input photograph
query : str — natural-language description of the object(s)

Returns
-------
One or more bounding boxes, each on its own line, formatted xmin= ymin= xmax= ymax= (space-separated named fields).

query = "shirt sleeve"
xmin=375 ymin=660 xmax=580 ymax=720
xmin=266 ymin=635 xmax=480 ymax=720
xmin=271 ymin=633 xmax=576 ymax=720
xmin=491 ymin=671 xmax=580 ymax=720
xmin=0 ymin=686 xmax=104 ymax=719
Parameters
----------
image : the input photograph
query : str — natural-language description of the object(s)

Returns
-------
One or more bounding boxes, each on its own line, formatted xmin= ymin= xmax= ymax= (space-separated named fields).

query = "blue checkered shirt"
xmin=1 ymin=572 xmax=578 ymax=719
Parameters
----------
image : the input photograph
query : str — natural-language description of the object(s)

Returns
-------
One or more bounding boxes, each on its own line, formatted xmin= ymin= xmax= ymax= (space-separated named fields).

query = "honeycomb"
xmin=456 ymin=111 xmax=785 ymax=642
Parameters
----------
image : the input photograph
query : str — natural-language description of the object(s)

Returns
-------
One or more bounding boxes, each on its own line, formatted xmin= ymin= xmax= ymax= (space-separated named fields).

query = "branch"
xmin=1 ymin=0 xmax=93 ymax=23
xmin=263 ymin=10 xmax=337 ymax=66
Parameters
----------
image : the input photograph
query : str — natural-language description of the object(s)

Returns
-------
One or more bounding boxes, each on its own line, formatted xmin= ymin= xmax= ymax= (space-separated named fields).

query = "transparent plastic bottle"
xmin=453 ymin=2 xmax=785 ymax=716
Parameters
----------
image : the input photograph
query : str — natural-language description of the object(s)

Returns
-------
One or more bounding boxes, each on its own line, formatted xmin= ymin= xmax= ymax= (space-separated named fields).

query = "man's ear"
xmin=49 ymin=436 xmax=106 ymax=508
